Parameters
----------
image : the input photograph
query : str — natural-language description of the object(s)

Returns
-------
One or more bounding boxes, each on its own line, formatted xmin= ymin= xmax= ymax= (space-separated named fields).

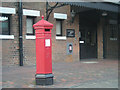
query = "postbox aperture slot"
xmin=45 ymin=29 xmax=50 ymax=32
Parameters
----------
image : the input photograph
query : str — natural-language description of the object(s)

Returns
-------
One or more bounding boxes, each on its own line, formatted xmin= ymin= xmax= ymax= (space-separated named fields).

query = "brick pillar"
xmin=97 ymin=18 xmax=104 ymax=59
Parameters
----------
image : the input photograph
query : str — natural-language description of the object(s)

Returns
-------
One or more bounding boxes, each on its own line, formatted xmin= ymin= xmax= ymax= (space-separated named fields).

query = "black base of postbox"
xmin=35 ymin=74 xmax=54 ymax=85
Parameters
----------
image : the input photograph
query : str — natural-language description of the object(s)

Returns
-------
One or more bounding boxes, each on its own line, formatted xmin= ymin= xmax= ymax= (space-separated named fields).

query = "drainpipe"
xmin=118 ymin=6 xmax=120 ymax=60
xmin=18 ymin=0 xmax=23 ymax=66
xmin=46 ymin=2 xmax=48 ymax=21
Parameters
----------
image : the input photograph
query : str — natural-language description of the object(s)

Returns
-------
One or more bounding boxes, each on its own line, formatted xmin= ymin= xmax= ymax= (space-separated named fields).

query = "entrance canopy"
xmin=63 ymin=2 xmax=120 ymax=13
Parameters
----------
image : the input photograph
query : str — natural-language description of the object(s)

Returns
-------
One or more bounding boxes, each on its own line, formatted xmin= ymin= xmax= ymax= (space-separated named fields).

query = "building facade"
xmin=0 ymin=2 xmax=119 ymax=66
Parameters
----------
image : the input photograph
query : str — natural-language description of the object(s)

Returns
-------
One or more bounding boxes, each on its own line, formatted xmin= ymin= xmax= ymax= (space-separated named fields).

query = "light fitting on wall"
xmin=71 ymin=10 xmax=76 ymax=23
xmin=102 ymin=12 xmax=107 ymax=16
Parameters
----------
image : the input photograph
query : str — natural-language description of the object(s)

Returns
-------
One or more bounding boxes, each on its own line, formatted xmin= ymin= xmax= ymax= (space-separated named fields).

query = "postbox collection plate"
xmin=45 ymin=39 xmax=50 ymax=47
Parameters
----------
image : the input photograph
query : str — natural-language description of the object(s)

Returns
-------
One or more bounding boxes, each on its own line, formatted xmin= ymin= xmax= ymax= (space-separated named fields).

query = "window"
xmin=0 ymin=15 xmax=10 ymax=35
xmin=56 ymin=20 xmax=62 ymax=36
xmin=109 ymin=24 xmax=118 ymax=40
xmin=26 ymin=17 xmax=35 ymax=35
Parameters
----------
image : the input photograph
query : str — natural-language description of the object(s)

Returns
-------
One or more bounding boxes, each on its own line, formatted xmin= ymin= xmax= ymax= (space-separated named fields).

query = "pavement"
xmin=1 ymin=59 xmax=118 ymax=88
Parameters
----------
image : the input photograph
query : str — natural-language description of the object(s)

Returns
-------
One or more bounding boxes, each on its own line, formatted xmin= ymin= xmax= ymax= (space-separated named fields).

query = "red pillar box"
xmin=33 ymin=15 xmax=54 ymax=85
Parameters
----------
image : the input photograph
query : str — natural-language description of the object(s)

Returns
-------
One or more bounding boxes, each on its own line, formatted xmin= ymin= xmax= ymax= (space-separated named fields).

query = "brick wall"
xmin=2 ymin=2 xmax=80 ymax=66
xmin=2 ymin=2 xmax=118 ymax=66
xmin=22 ymin=2 xmax=46 ymax=65
xmin=48 ymin=4 xmax=80 ymax=62
xmin=2 ymin=2 xmax=46 ymax=66
xmin=2 ymin=2 xmax=19 ymax=66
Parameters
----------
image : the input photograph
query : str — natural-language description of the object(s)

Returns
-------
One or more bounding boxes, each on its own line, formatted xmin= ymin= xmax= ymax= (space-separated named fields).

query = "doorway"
xmin=79 ymin=26 xmax=97 ymax=59
xmin=103 ymin=24 xmax=118 ymax=59
xmin=79 ymin=10 xmax=98 ymax=59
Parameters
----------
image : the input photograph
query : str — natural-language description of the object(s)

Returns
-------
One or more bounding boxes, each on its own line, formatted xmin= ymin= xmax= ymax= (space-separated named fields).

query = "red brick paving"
xmin=2 ymin=59 xmax=118 ymax=88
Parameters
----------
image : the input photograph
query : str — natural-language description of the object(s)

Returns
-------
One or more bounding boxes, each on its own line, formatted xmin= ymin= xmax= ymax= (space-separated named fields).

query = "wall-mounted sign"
xmin=80 ymin=41 xmax=84 ymax=43
xmin=66 ymin=29 xmax=75 ymax=37
xmin=110 ymin=38 xmax=117 ymax=41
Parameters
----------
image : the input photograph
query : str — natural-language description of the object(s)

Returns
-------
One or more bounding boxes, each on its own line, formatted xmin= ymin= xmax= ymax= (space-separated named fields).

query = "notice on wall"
xmin=66 ymin=29 xmax=75 ymax=37
xmin=45 ymin=39 xmax=50 ymax=47
xmin=80 ymin=41 xmax=84 ymax=43
xmin=110 ymin=38 xmax=117 ymax=41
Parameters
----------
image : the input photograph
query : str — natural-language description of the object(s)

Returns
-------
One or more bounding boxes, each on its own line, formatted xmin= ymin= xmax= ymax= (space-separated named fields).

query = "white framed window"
xmin=54 ymin=13 xmax=67 ymax=40
xmin=56 ymin=19 xmax=62 ymax=36
xmin=0 ymin=15 xmax=14 ymax=39
xmin=0 ymin=15 xmax=10 ymax=35
xmin=26 ymin=17 xmax=35 ymax=35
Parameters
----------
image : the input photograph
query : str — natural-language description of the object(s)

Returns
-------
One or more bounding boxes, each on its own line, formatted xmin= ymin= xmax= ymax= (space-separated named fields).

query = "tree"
xmin=46 ymin=2 xmax=66 ymax=21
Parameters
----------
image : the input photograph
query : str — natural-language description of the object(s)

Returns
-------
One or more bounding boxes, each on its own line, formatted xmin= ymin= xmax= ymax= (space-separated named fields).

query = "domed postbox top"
xmin=33 ymin=15 xmax=53 ymax=30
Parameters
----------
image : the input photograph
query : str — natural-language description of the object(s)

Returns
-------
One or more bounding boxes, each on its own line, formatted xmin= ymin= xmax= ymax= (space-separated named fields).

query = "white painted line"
xmin=81 ymin=61 xmax=98 ymax=64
